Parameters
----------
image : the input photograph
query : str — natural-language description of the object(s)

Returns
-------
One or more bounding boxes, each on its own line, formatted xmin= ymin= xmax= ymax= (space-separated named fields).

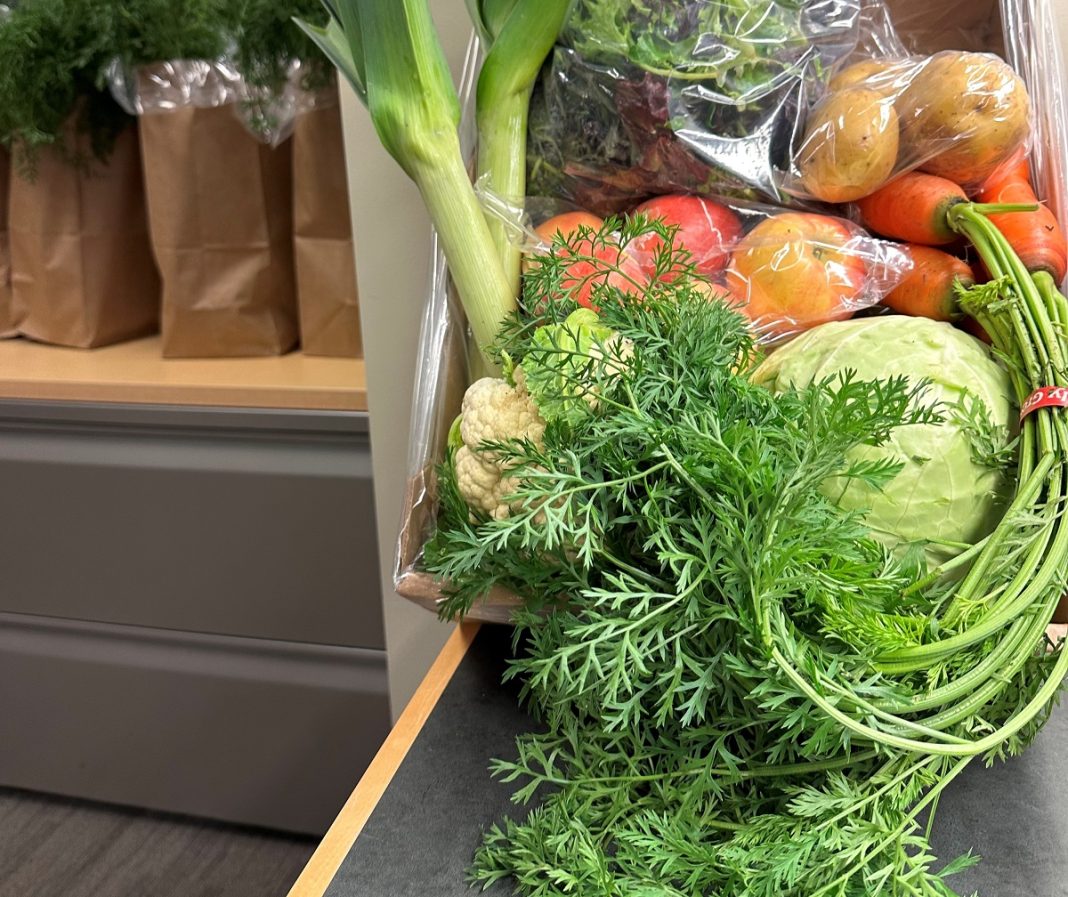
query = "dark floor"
xmin=0 ymin=787 xmax=317 ymax=897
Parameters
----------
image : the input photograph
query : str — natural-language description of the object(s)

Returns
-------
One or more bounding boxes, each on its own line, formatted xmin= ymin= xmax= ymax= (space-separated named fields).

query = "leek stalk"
xmin=470 ymin=0 xmax=571 ymax=295
xmin=298 ymin=0 xmax=514 ymax=374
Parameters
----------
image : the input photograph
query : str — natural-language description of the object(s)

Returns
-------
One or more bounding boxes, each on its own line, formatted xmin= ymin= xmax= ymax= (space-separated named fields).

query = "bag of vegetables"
xmin=309 ymin=0 xmax=1068 ymax=893
xmin=525 ymin=0 xmax=866 ymax=214
xmin=106 ymin=3 xmax=298 ymax=358
xmin=9 ymin=123 xmax=161 ymax=349
xmin=106 ymin=0 xmax=335 ymax=358
xmin=130 ymin=64 xmax=298 ymax=358
xmin=784 ymin=47 xmax=1033 ymax=204
xmin=778 ymin=0 xmax=1047 ymax=204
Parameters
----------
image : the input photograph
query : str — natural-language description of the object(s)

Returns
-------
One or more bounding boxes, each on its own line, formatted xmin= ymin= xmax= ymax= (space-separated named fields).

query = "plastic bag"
xmin=516 ymin=196 xmax=910 ymax=343
xmin=998 ymin=0 xmax=1068 ymax=260
xmin=106 ymin=58 xmax=325 ymax=147
xmin=782 ymin=48 xmax=1033 ymax=203
xmin=525 ymin=0 xmax=866 ymax=214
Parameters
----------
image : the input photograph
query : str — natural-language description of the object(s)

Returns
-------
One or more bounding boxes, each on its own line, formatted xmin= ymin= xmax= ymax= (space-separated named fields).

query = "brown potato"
xmin=828 ymin=58 xmax=912 ymax=97
xmin=897 ymin=51 xmax=1031 ymax=186
xmin=797 ymin=87 xmax=900 ymax=203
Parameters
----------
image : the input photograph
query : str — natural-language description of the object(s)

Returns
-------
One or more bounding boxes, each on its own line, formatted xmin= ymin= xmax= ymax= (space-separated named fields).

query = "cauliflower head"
xmin=454 ymin=375 xmax=546 ymax=520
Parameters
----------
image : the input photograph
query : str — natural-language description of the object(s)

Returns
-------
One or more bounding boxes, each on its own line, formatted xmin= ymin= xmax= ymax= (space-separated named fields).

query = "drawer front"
xmin=0 ymin=401 xmax=384 ymax=649
xmin=0 ymin=612 xmax=390 ymax=834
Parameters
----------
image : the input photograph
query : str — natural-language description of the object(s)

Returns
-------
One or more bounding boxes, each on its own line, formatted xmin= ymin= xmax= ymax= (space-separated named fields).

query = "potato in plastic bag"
xmin=785 ymin=48 xmax=1032 ymax=202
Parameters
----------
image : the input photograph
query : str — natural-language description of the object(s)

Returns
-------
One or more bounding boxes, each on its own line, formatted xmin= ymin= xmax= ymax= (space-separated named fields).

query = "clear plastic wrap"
xmin=394 ymin=0 xmax=1068 ymax=619
xmin=525 ymin=0 xmax=866 ymax=214
xmin=106 ymin=58 xmax=325 ymax=146
xmin=235 ymin=59 xmax=327 ymax=146
xmin=395 ymin=37 xmax=490 ymax=615
xmin=999 ymin=0 xmax=1068 ymax=259
xmin=782 ymin=48 xmax=1033 ymax=202
xmin=107 ymin=59 xmax=243 ymax=116
xmin=514 ymin=196 xmax=911 ymax=343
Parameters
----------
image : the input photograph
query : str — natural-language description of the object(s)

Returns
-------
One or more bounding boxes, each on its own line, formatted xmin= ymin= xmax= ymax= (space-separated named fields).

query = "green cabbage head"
xmin=754 ymin=316 xmax=1016 ymax=561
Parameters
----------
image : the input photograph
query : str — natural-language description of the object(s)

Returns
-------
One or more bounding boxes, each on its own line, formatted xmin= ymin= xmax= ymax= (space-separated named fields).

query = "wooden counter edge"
xmin=287 ymin=621 xmax=481 ymax=897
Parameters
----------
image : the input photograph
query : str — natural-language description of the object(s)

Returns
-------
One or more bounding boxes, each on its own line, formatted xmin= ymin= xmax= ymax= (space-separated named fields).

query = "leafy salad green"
xmin=526 ymin=0 xmax=859 ymax=211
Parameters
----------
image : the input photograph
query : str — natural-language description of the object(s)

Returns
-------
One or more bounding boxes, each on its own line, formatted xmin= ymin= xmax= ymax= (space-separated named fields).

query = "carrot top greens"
xmin=424 ymin=217 xmax=1067 ymax=897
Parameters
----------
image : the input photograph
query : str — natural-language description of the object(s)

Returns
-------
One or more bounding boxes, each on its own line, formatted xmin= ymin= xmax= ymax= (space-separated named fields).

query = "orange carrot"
xmin=977 ymin=159 xmax=1067 ymax=283
xmin=884 ymin=245 xmax=975 ymax=321
xmin=857 ymin=173 xmax=967 ymax=246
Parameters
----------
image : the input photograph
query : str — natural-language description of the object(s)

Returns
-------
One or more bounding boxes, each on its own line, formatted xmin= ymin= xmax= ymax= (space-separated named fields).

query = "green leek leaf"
xmin=314 ymin=0 xmax=516 ymax=373
xmin=294 ymin=15 xmax=365 ymax=100
xmin=465 ymin=0 xmax=522 ymax=44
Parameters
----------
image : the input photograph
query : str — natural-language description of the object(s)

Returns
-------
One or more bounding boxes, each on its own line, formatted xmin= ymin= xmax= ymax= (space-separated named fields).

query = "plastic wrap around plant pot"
xmin=0 ymin=149 xmax=19 ymax=339
xmin=10 ymin=124 xmax=160 ymax=349
xmin=525 ymin=0 xmax=867 ymax=214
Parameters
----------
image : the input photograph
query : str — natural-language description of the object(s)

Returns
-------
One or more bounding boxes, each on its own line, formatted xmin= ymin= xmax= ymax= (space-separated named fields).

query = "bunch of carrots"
xmin=858 ymin=156 xmax=1068 ymax=328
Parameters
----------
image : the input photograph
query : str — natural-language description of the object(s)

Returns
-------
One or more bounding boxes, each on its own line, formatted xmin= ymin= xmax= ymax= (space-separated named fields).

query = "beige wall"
xmin=340 ymin=4 xmax=471 ymax=720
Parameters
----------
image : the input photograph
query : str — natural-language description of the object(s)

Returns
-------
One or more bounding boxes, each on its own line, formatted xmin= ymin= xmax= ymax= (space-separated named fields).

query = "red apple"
xmin=631 ymin=195 xmax=743 ymax=280
xmin=531 ymin=211 xmax=604 ymax=248
xmin=527 ymin=212 xmax=647 ymax=311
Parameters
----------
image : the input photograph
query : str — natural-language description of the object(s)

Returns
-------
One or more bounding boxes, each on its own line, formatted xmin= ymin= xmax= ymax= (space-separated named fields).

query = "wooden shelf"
xmin=0 ymin=336 xmax=367 ymax=412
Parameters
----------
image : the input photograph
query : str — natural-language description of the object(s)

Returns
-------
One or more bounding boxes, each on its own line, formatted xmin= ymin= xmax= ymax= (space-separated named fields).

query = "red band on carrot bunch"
xmin=1021 ymin=386 xmax=1068 ymax=421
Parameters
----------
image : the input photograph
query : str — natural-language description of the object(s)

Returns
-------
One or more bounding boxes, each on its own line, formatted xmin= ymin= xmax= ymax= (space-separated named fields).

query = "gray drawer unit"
xmin=0 ymin=399 xmax=390 ymax=833
xmin=0 ymin=612 xmax=390 ymax=834
xmin=0 ymin=400 xmax=384 ymax=649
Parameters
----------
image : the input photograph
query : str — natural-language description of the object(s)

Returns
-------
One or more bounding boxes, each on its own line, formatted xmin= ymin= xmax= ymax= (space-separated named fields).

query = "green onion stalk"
xmin=299 ymin=0 xmax=525 ymax=375
xmin=470 ymin=0 xmax=571 ymax=296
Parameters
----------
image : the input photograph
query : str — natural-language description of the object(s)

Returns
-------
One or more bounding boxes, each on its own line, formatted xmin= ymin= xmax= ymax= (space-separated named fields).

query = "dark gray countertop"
xmin=325 ymin=625 xmax=1068 ymax=897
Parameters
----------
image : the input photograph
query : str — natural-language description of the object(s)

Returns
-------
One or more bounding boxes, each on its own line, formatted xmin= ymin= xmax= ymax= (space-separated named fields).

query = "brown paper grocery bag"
xmin=292 ymin=94 xmax=362 ymax=358
xmin=139 ymin=98 xmax=298 ymax=358
xmin=0 ymin=149 xmax=18 ymax=338
xmin=9 ymin=126 xmax=159 ymax=348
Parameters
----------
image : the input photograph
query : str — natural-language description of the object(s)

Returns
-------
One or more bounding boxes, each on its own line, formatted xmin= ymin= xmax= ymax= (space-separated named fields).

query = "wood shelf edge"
xmin=0 ymin=336 xmax=368 ymax=412
xmin=287 ymin=621 xmax=479 ymax=897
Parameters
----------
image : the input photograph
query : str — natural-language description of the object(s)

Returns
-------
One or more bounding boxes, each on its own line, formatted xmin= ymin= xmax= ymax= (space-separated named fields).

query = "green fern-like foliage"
xmin=109 ymin=0 xmax=231 ymax=69
xmin=0 ymin=0 xmax=332 ymax=169
xmin=231 ymin=0 xmax=332 ymax=92
xmin=0 ymin=0 xmax=134 ymax=171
